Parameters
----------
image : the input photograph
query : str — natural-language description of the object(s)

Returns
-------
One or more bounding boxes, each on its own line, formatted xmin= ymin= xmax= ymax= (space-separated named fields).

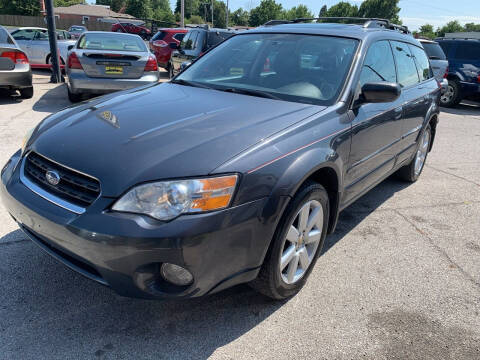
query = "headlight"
xmin=112 ymin=175 xmax=238 ymax=221
xmin=21 ymin=128 xmax=34 ymax=154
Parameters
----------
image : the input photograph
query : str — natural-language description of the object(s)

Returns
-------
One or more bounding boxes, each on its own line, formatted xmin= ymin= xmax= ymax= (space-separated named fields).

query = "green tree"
xmin=325 ymin=2 xmax=358 ymax=19
xmin=417 ymin=24 xmax=435 ymax=39
xmin=213 ymin=0 xmax=227 ymax=28
xmin=319 ymin=4 xmax=327 ymax=17
xmin=249 ymin=0 xmax=283 ymax=27
xmin=436 ymin=20 xmax=464 ymax=37
xmin=283 ymin=4 xmax=313 ymax=21
xmin=126 ymin=0 xmax=152 ymax=18
xmin=174 ymin=0 xmax=200 ymax=20
xmin=110 ymin=0 xmax=127 ymax=12
xmin=151 ymin=0 xmax=174 ymax=22
xmin=0 ymin=0 xmax=40 ymax=15
xmin=464 ymin=22 xmax=480 ymax=32
xmin=231 ymin=8 xmax=249 ymax=26
xmin=54 ymin=0 xmax=85 ymax=6
xmin=358 ymin=0 xmax=401 ymax=24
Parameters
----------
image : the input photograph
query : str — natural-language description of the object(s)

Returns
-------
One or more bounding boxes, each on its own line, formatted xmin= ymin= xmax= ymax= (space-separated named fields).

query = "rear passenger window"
xmin=454 ymin=42 xmax=480 ymax=60
xmin=359 ymin=40 xmax=397 ymax=86
xmin=391 ymin=41 xmax=419 ymax=87
xmin=409 ymin=45 xmax=433 ymax=81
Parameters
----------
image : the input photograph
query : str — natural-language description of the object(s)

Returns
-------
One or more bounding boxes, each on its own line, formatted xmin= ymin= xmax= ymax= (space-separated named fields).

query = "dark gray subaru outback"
xmin=1 ymin=18 xmax=440 ymax=300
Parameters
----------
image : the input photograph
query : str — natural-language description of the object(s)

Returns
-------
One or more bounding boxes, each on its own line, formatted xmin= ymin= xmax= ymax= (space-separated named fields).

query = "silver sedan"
xmin=66 ymin=31 xmax=160 ymax=102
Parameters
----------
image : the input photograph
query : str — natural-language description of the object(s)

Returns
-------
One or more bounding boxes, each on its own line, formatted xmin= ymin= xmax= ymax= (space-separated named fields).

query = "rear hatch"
xmin=76 ymin=50 xmax=148 ymax=79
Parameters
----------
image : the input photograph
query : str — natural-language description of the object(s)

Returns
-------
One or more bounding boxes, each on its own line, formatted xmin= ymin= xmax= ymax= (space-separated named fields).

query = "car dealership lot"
xmin=0 ymin=73 xmax=479 ymax=359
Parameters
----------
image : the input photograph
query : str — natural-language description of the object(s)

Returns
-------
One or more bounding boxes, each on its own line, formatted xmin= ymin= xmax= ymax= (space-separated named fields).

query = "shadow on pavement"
xmin=32 ymin=83 xmax=72 ymax=113
xmin=440 ymin=101 xmax=480 ymax=116
xmin=0 ymin=174 xmax=412 ymax=358
xmin=0 ymin=89 xmax=23 ymax=105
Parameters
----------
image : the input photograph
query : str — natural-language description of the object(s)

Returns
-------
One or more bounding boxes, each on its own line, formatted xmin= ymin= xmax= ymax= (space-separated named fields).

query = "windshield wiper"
xmin=221 ymin=87 xmax=281 ymax=100
xmin=170 ymin=79 xmax=213 ymax=89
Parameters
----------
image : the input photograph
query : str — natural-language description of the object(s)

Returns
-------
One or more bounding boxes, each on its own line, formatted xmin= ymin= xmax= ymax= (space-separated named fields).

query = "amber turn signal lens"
xmin=190 ymin=175 xmax=238 ymax=211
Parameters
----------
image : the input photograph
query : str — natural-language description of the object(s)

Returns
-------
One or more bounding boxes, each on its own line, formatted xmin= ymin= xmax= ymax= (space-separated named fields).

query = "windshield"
xmin=78 ymin=33 xmax=147 ymax=52
xmin=70 ymin=26 xmax=85 ymax=33
xmin=175 ymin=33 xmax=358 ymax=106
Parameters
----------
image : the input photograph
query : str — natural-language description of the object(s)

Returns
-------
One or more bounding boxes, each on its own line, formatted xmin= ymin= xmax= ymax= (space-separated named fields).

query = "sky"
xmin=88 ymin=0 xmax=480 ymax=31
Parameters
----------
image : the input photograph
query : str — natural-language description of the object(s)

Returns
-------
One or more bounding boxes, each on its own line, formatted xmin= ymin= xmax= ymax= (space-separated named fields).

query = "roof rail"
xmin=263 ymin=17 xmax=410 ymax=34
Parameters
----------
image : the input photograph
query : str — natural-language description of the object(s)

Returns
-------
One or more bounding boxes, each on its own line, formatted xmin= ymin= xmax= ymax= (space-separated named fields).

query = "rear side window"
xmin=409 ymin=45 xmax=433 ymax=82
xmin=207 ymin=31 xmax=232 ymax=47
xmin=454 ymin=42 xmax=480 ymax=61
xmin=151 ymin=31 xmax=166 ymax=41
xmin=391 ymin=41 xmax=419 ymax=87
xmin=11 ymin=29 xmax=36 ymax=41
xmin=421 ymin=42 xmax=446 ymax=60
xmin=359 ymin=40 xmax=397 ymax=86
xmin=182 ymin=31 xmax=198 ymax=50
xmin=173 ymin=33 xmax=185 ymax=42
xmin=0 ymin=27 xmax=14 ymax=44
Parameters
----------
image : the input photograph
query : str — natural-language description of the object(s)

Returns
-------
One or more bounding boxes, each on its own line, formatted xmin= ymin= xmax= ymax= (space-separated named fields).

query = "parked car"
xmin=149 ymin=28 xmax=187 ymax=69
xmin=418 ymin=38 xmax=448 ymax=92
xmin=66 ymin=31 xmax=159 ymax=102
xmin=169 ymin=26 xmax=236 ymax=78
xmin=111 ymin=22 xmax=151 ymax=40
xmin=68 ymin=25 xmax=87 ymax=39
xmin=10 ymin=27 xmax=76 ymax=68
xmin=1 ymin=19 xmax=440 ymax=300
xmin=436 ymin=36 xmax=480 ymax=106
xmin=0 ymin=25 xmax=33 ymax=99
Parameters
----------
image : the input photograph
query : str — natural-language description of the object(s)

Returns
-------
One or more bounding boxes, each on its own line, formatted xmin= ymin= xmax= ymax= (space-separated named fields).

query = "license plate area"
xmin=96 ymin=61 xmax=131 ymax=75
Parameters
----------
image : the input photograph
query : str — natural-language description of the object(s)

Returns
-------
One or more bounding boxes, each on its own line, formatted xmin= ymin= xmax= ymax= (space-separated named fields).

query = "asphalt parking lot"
xmin=0 ymin=71 xmax=479 ymax=359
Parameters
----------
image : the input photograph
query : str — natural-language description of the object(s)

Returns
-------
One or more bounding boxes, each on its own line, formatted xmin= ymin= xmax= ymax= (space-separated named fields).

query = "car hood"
xmin=30 ymin=83 xmax=324 ymax=197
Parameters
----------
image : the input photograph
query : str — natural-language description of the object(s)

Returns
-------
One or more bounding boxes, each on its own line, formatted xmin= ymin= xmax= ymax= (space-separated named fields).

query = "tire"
xmin=250 ymin=181 xmax=329 ymax=300
xmin=67 ymin=87 xmax=82 ymax=103
xmin=440 ymin=79 xmax=461 ymax=107
xmin=19 ymin=86 xmax=33 ymax=99
xmin=397 ymin=124 xmax=432 ymax=182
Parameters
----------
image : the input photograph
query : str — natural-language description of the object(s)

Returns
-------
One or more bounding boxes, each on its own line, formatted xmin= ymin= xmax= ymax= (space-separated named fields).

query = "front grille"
xmin=24 ymin=152 xmax=100 ymax=208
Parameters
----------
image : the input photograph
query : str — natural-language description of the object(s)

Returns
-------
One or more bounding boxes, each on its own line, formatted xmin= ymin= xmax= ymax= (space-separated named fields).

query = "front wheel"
xmin=397 ymin=124 xmax=432 ymax=182
xmin=250 ymin=181 xmax=329 ymax=300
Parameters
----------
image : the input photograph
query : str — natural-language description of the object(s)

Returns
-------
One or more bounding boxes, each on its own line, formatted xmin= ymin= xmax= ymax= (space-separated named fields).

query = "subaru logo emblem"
xmin=45 ymin=170 xmax=60 ymax=186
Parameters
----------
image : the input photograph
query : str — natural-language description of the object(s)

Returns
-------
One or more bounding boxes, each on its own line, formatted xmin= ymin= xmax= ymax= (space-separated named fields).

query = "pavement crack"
xmin=426 ymin=165 xmax=480 ymax=187
xmin=393 ymin=209 xmax=480 ymax=291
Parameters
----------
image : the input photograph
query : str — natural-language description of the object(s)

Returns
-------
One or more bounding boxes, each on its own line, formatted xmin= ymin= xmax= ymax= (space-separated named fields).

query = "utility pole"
xmin=44 ymin=0 xmax=62 ymax=83
xmin=181 ymin=0 xmax=185 ymax=28
xmin=226 ymin=0 xmax=229 ymax=28
xmin=211 ymin=0 xmax=214 ymax=27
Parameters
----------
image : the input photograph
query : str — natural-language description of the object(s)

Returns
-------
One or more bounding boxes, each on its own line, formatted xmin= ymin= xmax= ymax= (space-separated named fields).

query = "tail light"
xmin=477 ymin=74 xmax=480 ymax=83
xmin=67 ymin=52 xmax=83 ymax=69
xmin=153 ymin=40 xmax=168 ymax=48
xmin=144 ymin=55 xmax=158 ymax=72
xmin=1 ymin=51 xmax=28 ymax=64
xmin=443 ymin=67 xmax=448 ymax=79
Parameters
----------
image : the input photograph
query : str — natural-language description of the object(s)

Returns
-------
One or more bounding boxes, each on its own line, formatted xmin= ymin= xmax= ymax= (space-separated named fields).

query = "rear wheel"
xmin=440 ymin=80 xmax=461 ymax=107
xmin=250 ymin=181 xmax=329 ymax=300
xmin=19 ymin=86 xmax=33 ymax=99
xmin=397 ymin=124 xmax=432 ymax=182
xmin=67 ymin=87 xmax=82 ymax=103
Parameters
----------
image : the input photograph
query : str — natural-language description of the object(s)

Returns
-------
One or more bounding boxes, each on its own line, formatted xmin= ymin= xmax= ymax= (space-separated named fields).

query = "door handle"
xmin=394 ymin=106 xmax=403 ymax=120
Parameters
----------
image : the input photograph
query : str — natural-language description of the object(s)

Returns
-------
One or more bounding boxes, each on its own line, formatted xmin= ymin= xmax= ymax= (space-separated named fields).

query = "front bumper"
xmin=1 ymin=152 xmax=280 ymax=299
xmin=0 ymin=64 xmax=32 ymax=89
xmin=67 ymin=71 xmax=160 ymax=95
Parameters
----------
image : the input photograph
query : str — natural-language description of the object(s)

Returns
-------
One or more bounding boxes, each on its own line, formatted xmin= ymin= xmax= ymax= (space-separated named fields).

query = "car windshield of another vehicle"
xmin=70 ymin=26 xmax=85 ymax=32
xmin=78 ymin=33 xmax=147 ymax=52
xmin=175 ymin=33 xmax=358 ymax=106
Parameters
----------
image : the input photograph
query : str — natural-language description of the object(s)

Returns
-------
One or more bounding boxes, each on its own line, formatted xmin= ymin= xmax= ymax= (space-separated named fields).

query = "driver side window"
xmin=359 ymin=41 xmax=397 ymax=87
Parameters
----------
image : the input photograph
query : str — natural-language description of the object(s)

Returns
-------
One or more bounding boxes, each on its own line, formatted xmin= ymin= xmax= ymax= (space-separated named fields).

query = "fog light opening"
xmin=160 ymin=263 xmax=193 ymax=286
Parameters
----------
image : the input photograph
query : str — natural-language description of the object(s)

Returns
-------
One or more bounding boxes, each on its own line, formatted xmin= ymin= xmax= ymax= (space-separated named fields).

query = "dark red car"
xmin=149 ymin=28 xmax=188 ymax=69
xmin=111 ymin=23 xmax=151 ymax=39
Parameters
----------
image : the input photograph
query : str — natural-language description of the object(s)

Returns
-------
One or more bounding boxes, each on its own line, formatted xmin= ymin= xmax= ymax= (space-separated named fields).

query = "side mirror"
xmin=169 ymin=42 xmax=178 ymax=49
xmin=67 ymin=45 xmax=74 ymax=51
xmin=180 ymin=61 xmax=192 ymax=71
xmin=360 ymin=82 xmax=401 ymax=104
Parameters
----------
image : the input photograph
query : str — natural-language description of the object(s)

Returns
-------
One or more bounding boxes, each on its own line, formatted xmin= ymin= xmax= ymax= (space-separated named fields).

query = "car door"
xmin=172 ymin=31 xmax=199 ymax=74
xmin=390 ymin=41 xmax=431 ymax=164
xmin=30 ymin=30 xmax=49 ymax=64
xmin=343 ymin=40 xmax=403 ymax=205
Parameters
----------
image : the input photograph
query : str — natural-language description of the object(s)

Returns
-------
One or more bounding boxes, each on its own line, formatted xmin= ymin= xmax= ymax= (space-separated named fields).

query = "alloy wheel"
xmin=440 ymin=85 xmax=454 ymax=104
xmin=279 ymin=200 xmax=323 ymax=285
xmin=414 ymin=130 xmax=430 ymax=176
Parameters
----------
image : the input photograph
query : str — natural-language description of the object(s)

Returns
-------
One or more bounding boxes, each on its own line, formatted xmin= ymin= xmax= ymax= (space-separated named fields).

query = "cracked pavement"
xmin=0 ymin=72 xmax=479 ymax=359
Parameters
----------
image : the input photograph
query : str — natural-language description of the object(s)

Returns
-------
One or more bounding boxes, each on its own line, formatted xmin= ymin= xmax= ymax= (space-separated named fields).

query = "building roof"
xmin=54 ymin=4 xmax=135 ymax=19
